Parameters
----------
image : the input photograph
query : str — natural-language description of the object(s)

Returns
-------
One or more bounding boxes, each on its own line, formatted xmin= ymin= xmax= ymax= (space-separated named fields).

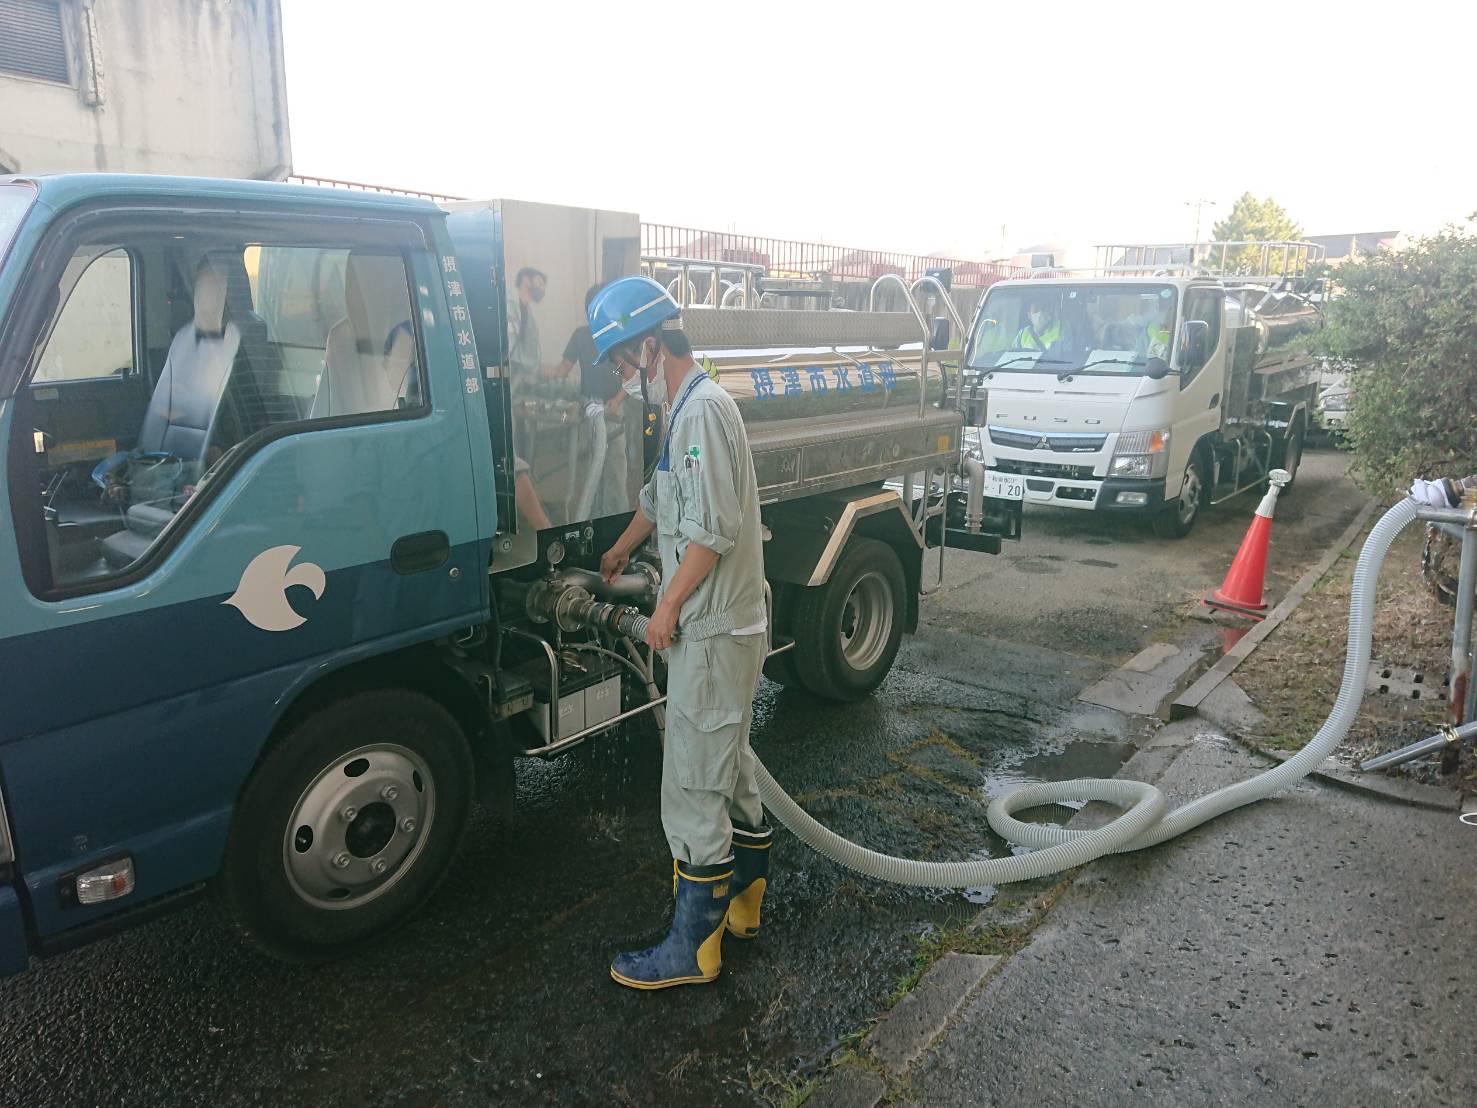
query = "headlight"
xmin=1111 ymin=428 xmax=1171 ymax=479
xmin=1111 ymin=455 xmax=1152 ymax=477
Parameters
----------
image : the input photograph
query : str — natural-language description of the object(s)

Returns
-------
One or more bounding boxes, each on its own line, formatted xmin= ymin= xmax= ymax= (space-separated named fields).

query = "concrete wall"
xmin=0 ymin=0 xmax=290 ymax=179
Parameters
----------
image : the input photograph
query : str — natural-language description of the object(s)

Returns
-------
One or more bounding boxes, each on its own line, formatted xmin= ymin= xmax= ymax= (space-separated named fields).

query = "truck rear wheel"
xmin=1153 ymin=452 xmax=1207 ymax=539
xmin=218 ymin=689 xmax=474 ymax=963
xmin=792 ymin=537 xmax=905 ymax=701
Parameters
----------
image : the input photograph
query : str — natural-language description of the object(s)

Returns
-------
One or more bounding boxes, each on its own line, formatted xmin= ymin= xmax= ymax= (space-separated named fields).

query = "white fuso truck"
xmin=960 ymin=241 xmax=1323 ymax=537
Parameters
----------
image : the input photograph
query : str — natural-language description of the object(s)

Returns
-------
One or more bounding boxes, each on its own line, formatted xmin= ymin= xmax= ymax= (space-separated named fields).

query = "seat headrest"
xmin=193 ymin=259 xmax=227 ymax=337
xmin=344 ymin=252 xmax=412 ymax=356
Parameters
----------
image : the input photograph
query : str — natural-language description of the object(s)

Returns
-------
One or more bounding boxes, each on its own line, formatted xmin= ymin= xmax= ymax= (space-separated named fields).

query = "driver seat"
xmin=100 ymin=259 xmax=241 ymax=569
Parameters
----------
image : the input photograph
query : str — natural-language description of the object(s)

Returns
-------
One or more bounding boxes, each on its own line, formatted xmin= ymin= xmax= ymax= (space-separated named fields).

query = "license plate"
xmin=984 ymin=470 xmax=1024 ymax=500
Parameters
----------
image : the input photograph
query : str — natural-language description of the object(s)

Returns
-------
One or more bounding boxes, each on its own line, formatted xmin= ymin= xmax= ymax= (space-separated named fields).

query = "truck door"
xmin=1168 ymin=286 xmax=1226 ymax=491
xmin=0 ymin=198 xmax=487 ymax=950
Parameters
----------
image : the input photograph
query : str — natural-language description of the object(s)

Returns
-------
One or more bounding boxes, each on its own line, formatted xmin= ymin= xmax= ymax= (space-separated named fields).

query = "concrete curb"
xmin=1078 ymin=634 xmax=1213 ymax=719
xmin=864 ymin=952 xmax=1001 ymax=1074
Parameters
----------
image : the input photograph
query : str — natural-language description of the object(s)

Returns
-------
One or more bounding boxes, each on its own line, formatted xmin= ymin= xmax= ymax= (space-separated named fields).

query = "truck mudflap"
xmin=0 ymin=883 xmax=30 ymax=976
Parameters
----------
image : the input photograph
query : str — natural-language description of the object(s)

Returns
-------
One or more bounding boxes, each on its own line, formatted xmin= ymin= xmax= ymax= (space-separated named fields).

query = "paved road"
xmin=929 ymin=447 xmax=1365 ymax=661
xmin=907 ymin=736 xmax=1477 ymax=1107
xmin=0 ymin=449 xmax=1368 ymax=1107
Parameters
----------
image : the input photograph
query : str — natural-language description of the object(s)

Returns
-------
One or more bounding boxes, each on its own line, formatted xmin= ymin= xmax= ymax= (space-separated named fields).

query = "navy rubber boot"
xmin=611 ymin=858 xmax=734 ymax=990
xmin=726 ymin=821 xmax=773 ymax=939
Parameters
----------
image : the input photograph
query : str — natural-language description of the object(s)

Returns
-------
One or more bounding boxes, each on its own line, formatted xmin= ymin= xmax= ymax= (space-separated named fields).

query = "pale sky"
xmin=282 ymin=0 xmax=1476 ymax=264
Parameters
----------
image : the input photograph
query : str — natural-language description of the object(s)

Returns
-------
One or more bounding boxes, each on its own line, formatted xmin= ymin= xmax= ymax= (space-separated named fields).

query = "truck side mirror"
xmin=931 ymin=316 xmax=952 ymax=350
xmin=1177 ymin=319 xmax=1210 ymax=373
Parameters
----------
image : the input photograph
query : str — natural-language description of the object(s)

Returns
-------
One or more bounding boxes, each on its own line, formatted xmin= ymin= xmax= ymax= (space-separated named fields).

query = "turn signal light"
xmin=76 ymin=859 xmax=135 ymax=906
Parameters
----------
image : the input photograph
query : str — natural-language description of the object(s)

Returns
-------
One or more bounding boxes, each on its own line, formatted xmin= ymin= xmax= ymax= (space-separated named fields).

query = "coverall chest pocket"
xmin=669 ymin=638 xmax=744 ymax=791
xmin=656 ymin=469 xmax=683 ymax=535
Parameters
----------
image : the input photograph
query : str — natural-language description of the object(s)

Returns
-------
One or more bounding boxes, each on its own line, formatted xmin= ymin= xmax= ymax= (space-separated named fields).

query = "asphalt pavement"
xmin=928 ymin=448 xmax=1367 ymax=661
xmin=0 ymin=448 xmax=1381 ymax=1107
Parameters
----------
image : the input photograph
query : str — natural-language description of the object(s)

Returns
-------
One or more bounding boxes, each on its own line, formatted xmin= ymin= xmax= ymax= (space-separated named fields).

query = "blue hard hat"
xmin=587 ymin=275 xmax=681 ymax=362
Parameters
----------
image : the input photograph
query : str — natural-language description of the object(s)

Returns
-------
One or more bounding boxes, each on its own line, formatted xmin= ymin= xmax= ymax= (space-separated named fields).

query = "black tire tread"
xmin=791 ymin=537 xmax=905 ymax=702
xmin=216 ymin=688 xmax=473 ymax=964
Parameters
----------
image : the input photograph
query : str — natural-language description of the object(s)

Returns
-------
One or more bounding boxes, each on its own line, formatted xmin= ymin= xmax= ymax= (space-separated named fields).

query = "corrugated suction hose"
xmin=752 ymin=499 xmax=1419 ymax=887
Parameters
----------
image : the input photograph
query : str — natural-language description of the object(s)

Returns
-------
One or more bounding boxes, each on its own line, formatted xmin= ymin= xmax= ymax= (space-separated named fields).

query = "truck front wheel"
xmin=1277 ymin=418 xmax=1306 ymax=492
xmin=1153 ymin=452 xmax=1207 ymax=539
xmin=218 ymin=689 xmax=474 ymax=963
xmin=792 ymin=537 xmax=905 ymax=701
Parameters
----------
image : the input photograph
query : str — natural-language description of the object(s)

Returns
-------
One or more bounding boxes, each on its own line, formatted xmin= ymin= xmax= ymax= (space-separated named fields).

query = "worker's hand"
xmin=600 ymin=544 xmax=630 ymax=583
xmin=645 ymin=599 xmax=678 ymax=651
xmin=605 ymin=390 xmax=624 ymax=417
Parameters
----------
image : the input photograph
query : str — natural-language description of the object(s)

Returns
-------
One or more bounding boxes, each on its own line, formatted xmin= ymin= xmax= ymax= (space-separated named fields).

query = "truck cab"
xmin=0 ymin=174 xmax=502 ymax=974
xmin=962 ymin=245 xmax=1321 ymax=537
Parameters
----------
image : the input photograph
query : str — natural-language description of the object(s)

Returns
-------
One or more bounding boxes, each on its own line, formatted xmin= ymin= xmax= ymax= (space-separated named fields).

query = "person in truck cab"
xmin=1120 ymin=294 xmax=1172 ymax=361
xmin=1013 ymin=300 xmax=1062 ymax=350
xmin=592 ymin=276 xmax=775 ymax=991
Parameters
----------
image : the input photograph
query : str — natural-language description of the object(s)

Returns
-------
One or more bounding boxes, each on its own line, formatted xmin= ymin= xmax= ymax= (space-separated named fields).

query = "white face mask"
xmin=1029 ymin=310 xmax=1048 ymax=332
xmin=622 ymin=340 xmax=667 ymax=404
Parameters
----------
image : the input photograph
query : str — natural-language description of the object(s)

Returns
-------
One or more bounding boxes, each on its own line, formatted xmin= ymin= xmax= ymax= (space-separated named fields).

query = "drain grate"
xmin=1367 ymin=662 xmax=1448 ymax=702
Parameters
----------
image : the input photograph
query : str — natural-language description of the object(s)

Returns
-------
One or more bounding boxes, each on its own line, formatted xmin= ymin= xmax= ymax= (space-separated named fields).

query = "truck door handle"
xmin=1208 ymin=393 xmax=1220 ymax=409
xmin=391 ymin=530 xmax=451 ymax=574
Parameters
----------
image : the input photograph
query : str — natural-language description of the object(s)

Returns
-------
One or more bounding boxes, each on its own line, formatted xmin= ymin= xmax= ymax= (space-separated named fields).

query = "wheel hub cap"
xmin=840 ymin=572 xmax=894 ymax=671
xmin=283 ymin=744 xmax=435 ymax=910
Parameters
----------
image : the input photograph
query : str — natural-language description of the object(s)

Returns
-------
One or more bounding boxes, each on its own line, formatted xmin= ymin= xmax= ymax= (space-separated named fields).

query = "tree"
xmin=1210 ymin=193 xmax=1304 ymax=274
xmin=1321 ymin=221 xmax=1477 ymax=496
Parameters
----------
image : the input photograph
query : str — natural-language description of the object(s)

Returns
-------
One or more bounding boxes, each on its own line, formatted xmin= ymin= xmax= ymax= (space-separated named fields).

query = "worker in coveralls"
xmin=590 ymin=276 xmax=774 ymax=990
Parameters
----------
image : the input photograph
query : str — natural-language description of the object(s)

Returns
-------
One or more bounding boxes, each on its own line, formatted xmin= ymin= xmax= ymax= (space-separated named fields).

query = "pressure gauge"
xmin=545 ymin=540 xmax=566 ymax=567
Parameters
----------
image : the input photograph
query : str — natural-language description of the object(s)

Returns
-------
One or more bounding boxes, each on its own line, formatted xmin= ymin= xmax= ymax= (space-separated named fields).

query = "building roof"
xmin=1305 ymin=231 xmax=1401 ymax=260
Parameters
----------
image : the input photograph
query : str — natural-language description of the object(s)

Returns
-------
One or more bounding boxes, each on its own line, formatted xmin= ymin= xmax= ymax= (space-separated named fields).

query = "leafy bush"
xmin=1321 ymin=222 xmax=1477 ymax=495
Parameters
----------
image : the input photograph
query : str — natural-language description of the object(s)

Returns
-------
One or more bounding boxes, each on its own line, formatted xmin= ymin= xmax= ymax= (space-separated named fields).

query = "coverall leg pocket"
xmin=668 ymin=705 xmax=744 ymax=791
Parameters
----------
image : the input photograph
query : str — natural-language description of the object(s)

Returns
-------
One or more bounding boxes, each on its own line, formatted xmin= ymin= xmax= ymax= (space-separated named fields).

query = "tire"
xmin=1277 ymin=418 xmax=1306 ymax=492
xmin=1153 ymin=451 xmax=1207 ymax=539
xmin=792 ymin=537 xmax=906 ymax=701
xmin=218 ymin=688 xmax=474 ymax=963
xmin=762 ymin=579 xmax=805 ymax=689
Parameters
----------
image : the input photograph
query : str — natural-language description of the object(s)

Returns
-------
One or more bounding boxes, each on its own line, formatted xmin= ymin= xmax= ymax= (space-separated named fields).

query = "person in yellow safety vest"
xmin=1013 ymin=301 xmax=1062 ymax=350
xmin=1141 ymin=318 xmax=1171 ymax=360
xmin=1134 ymin=302 xmax=1173 ymax=361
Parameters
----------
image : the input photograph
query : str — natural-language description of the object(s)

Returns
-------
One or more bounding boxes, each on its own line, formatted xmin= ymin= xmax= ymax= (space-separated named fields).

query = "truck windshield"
xmin=967 ymin=283 xmax=1178 ymax=375
xmin=0 ymin=183 xmax=34 ymax=265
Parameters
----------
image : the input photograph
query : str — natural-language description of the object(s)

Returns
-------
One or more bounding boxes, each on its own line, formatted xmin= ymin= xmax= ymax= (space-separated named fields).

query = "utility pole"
xmin=1185 ymin=198 xmax=1216 ymax=244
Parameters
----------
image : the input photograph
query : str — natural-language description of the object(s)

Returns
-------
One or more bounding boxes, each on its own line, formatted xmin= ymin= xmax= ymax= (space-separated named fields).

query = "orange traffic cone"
xmin=1204 ymin=469 xmax=1291 ymax=619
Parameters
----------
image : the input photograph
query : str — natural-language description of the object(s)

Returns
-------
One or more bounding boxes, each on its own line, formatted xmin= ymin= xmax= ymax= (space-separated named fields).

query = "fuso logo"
xmin=224 ymin=545 xmax=326 ymax=631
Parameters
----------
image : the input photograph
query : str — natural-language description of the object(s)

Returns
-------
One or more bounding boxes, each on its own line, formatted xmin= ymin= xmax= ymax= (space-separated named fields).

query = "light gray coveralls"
xmin=639 ymin=364 xmax=768 ymax=865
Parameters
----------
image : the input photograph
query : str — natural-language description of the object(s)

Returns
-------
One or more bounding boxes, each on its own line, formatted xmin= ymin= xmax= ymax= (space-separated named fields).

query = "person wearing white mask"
xmin=588 ymin=276 xmax=774 ymax=991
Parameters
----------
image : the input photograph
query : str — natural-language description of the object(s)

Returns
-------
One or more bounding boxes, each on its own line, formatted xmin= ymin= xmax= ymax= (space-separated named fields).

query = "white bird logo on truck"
xmin=224 ymin=545 xmax=326 ymax=631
